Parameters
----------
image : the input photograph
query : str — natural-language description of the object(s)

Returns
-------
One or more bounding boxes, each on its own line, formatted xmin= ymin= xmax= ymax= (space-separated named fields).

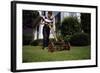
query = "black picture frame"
xmin=11 ymin=1 xmax=98 ymax=72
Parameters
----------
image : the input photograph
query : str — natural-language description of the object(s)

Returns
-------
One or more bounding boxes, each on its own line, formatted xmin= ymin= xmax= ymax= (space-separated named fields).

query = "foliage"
xmin=63 ymin=35 xmax=71 ymax=42
xmin=23 ymin=10 xmax=40 ymax=44
xmin=23 ymin=35 xmax=32 ymax=45
xmin=81 ymin=13 xmax=91 ymax=34
xmin=30 ymin=40 xmax=39 ymax=46
xmin=23 ymin=10 xmax=39 ymax=28
xmin=61 ymin=17 xmax=80 ymax=37
xmin=69 ymin=33 xmax=90 ymax=46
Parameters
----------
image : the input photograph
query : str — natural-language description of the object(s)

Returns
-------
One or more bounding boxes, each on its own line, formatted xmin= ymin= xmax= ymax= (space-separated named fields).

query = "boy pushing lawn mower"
xmin=40 ymin=11 xmax=70 ymax=52
xmin=34 ymin=11 xmax=70 ymax=52
xmin=41 ymin=11 xmax=58 ymax=50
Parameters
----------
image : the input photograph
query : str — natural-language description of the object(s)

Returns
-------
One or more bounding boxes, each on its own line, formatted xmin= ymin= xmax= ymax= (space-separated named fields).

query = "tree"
xmin=61 ymin=16 xmax=80 ymax=37
xmin=81 ymin=13 xmax=91 ymax=34
xmin=23 ymin=10 xmax=40 ymax=45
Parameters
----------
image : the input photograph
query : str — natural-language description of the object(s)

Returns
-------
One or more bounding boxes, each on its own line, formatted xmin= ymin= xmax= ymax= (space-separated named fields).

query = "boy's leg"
xmin=42 ymin=26 xmax=50 ymax=49
xmin=46 ymin=27 xmax=50 ymax=47
xmin=43 ymin=27 xmax=46 ymax=49
xmin=42 ymin=28 xmax=48 ymax=49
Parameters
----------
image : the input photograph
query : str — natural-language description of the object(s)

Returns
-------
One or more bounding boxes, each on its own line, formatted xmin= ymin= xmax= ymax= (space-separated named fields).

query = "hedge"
xmin=69 ymin=33 xmax=90 ymax=46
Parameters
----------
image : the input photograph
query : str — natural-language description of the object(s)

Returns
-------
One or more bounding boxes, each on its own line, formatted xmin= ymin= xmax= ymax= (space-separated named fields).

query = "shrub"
xmin=69 ymin=33 xmax=90 ymax=46
xmin=31 ymin=40 xmax=39 ymax=46
xmin=63 ymin=35 xmax=71 ymax=42
xmin=23 ymin=35 xmax=32 ymax=45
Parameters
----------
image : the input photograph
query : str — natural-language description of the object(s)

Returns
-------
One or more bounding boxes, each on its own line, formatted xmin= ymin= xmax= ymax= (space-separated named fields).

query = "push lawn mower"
xmin=48 ymin=36 xmax=70 ymax=52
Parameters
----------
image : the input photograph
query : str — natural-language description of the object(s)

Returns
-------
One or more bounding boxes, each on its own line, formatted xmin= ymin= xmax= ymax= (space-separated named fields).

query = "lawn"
xmin=22 ymin=45 xmax=91 ymax=63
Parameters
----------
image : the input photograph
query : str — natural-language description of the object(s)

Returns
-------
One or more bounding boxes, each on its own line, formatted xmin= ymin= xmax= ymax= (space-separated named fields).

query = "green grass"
xmin=22 ymin=45 xmax=91 ymax=63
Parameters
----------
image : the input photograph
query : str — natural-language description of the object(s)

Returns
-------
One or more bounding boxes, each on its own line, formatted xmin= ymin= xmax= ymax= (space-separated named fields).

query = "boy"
xmin=42 ymin=11 xmax=54 ymax=49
